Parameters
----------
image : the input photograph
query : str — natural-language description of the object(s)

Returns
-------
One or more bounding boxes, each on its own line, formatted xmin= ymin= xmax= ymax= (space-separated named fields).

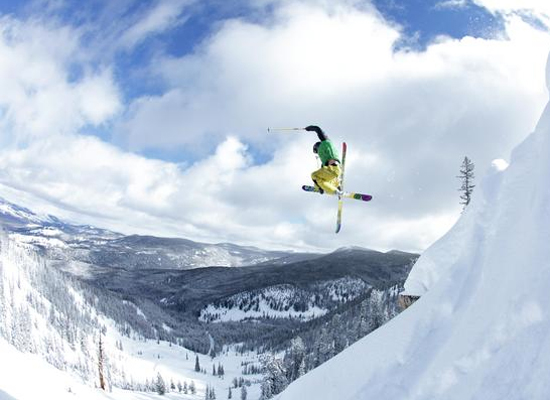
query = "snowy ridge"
xmin=403 ymin=159 xmax=509 ymax=297
xmin=0 ymin=232 xmax=265 ymax=399
xmin=199 ymin=278 xmax=368 ymax=323
xmin=0 ymin=233 xmax=107 ymax=383
xmin=276 ymin=53 xmax=550 ymax=400
xmin=0 ymin=200 xmax=52 ymax=226
xmin=96 ymin=235 xmax=306 ymax=270
xmin=0 ymin=196 xmax=313 ymax=272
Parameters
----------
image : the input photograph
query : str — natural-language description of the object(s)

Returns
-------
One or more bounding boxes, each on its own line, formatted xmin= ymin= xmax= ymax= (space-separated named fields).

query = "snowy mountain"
xmin=0 ymin=196 xmax=317 ymax=271
xmin=86 ymin=244 xmax=417 ymax=354
xmin=0 ymin=231 xmax=267 ymax=400
xmin=275 ymin=53 xmax=550 ymax=400
xmin=0 ymin=195 xmax=418 ymax=400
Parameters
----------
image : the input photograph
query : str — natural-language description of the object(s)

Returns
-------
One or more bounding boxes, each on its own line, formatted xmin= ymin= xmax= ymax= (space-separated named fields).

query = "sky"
xmin=0 ymin=0 xmax=549 ymax=253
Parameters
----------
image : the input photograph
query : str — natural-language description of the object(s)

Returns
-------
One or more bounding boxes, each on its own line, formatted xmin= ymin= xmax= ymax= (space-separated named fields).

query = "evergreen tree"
xmin=156 ymin=372 xmax=166 ymax=395
xmin=457 ymin=156 xmax=475 ymax=210
xmin=98 ymin=334 xmax=106 ymax=390
xmin=260 ymin=357 xmax=288 ymax=399
xmin=204 ymin=385 xmax=216 ymax=400
xmin=240 ymin=385 xmax=247 ymax=400
xmin=228 ymin=386 xmax=233 ymax=399
xmin=195 ymin=355 xmax=201 ymax=372
xmin=284 ymin=337 xmax=306 ymax=382
xmin=190 ymin=380 xmax=196 ymax=394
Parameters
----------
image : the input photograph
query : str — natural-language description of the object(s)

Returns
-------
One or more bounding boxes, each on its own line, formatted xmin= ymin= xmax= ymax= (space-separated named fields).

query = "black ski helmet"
xmin=313 ymin=141 xmax=321 ymax=154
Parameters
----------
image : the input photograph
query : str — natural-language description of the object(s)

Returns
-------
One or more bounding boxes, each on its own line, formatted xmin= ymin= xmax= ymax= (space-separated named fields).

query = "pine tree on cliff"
xmin=457 ymin=156 xmax=475 ymax=210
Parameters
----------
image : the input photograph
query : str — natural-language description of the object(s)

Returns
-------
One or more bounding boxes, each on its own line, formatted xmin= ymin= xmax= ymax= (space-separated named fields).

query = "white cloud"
xmin=116 ymin=2 xmax=400 ymax=149
xmin=473 ymin=0 xmax=550 ymax=15
xmin=472 ymin=1 xmax=550 ymax=31
xmin=76 ymin=69 xmax=122 ymax=125
xmin=118 ymin=0 xmax=194 ymax=50
xmin=434 ymin=0 xmax=469 ymax=10
xmin=108 ymin=2 xmax=550 ymax=251
xmin=0 ymin=134 xmax=319 ymax=250
xmin=1 ymin=1 xmax=550 ymax=252
xmin=0 ymin=16 xmax=121 ymax=143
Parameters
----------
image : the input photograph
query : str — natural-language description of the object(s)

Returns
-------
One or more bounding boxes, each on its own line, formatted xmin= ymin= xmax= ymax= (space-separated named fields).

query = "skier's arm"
xmin=305 ymin=125 xmax=328 ymax=141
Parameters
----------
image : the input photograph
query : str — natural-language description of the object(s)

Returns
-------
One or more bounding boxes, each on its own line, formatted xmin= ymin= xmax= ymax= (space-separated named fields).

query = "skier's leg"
xmin=311 ymin=166 xmax=340 ymax=195
xmin=324 ymin=165 xmax=342 ymax=194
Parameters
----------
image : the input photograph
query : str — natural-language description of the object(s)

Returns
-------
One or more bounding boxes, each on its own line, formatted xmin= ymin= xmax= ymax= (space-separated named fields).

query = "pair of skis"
xmin=302 ymin=143 xmax=372 ymax=233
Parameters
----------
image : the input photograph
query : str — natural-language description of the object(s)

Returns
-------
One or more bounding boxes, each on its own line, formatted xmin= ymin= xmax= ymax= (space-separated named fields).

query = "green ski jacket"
xmin=318 ymin=140 xmax=340 ymax=166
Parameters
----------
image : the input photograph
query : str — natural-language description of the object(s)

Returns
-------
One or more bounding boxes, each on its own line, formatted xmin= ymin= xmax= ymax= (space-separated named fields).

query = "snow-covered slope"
xmin=199 ymin=278 xmax=367 ymax=323
xmin=276 ymin=52 xmax=550 ymax=400
xmin=0 ymin=336 xmax=111 ymax=400
xmin=401 ymin=157 xmax=509 ymax=297
xmin=0 ymin=231 xmax=264 ymax=400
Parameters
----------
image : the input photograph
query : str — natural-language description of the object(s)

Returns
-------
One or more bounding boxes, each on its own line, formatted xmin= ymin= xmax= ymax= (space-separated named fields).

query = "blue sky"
xmin=0 ymin=0 xmax=549 ymax=252
xmin=374 ymin=0 xmax=505 ymax=49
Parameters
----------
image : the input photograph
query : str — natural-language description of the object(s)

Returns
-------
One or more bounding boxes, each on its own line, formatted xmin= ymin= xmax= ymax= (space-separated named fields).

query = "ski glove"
xmin=305 ymin=125 xmax=328 ymax=141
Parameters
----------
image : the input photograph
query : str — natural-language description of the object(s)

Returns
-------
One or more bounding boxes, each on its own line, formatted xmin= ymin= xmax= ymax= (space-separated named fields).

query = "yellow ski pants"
xmin=311 ymin=165 xmax=342 ymax=194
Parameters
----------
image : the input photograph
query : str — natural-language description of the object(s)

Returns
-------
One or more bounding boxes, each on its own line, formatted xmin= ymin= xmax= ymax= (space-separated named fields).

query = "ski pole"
xmin=267 ymin=127 xmax=304 ymax=133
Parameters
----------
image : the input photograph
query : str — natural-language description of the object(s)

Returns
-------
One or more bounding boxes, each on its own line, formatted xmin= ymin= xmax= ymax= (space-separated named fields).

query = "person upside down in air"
xmin=305 ymin=125 xmax=342 ymax=195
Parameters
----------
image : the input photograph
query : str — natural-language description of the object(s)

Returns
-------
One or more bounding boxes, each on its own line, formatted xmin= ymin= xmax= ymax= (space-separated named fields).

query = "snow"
xmin=122 ymin=301 xmax=148 ymax=321
xmin=200 ymin=301 xmax=328 ymax=322
xmin=0 ymin=231 xmax=263 ymax=400
xmin=276 ymin=51 xmax=550 ymax=400
xmin=198 ymin=285 xmax=335 ymax=323
xmin=0 ymin=203 xmax=41 ymax=224
xmin=402 ymin=155 xmax=512 ymax=297
xmin=105 ymin=330 xmax=262 ymax=400
xmin=0 ymin=335 xmax=261 ymax=400
xmin=9 ymin=232 xmax=68 ymax=249
xmin=0 ymin=337 xmax=108 ymax=400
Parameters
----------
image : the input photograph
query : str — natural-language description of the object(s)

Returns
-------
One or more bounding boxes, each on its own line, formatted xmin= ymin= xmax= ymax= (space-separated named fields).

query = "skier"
xmin=305 ymin=125 xmax=342 ymax=195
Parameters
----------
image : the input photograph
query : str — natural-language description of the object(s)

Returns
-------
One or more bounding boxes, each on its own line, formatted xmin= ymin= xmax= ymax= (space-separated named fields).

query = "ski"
xmin=302 ymin=185 xmax=373 ymax=202
xmin=336 ymin=142 xmax=347 ymax=233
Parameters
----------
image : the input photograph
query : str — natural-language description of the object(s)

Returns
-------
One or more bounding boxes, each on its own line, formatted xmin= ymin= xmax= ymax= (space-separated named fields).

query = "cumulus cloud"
xmin=1 ymin=1 xmax=550 ymax=252
xmin=116 ymin=2 xmax=399 ymax=150
xmin=0 ymin=134 xmax=318 ymax=250
xmin=0 ymin=16 xmax=122 ymax=143
xmin=109 ymin=1 xmax=550 ymax=250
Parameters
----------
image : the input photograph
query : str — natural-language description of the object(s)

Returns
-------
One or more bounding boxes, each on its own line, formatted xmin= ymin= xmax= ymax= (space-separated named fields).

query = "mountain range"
xmin=0 ymin=195 xmax=419 ymax=398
